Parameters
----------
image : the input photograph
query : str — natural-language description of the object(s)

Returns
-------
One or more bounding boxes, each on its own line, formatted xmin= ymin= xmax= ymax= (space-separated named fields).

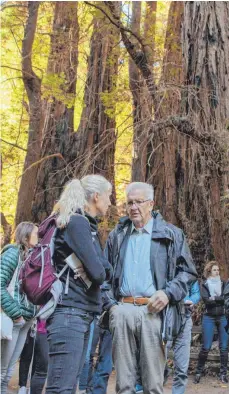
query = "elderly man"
xmin=106 ymin=182 xmax=197 ymax=394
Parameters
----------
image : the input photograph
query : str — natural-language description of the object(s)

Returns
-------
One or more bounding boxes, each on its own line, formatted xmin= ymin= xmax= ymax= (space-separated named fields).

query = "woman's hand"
xmin=74 ymin=267 xmax=86 ymax=281
xmin=13 ymin=316 xmax=25 ymax=325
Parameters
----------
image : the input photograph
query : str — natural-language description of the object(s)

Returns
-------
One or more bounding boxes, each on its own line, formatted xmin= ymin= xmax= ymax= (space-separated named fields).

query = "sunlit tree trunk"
xmin=75 ymin=4 xmax=120 ymax=203
xmin=15 ymin=2 xmax=42 ymax=225
xmin=31 ymin=2 xmax=79 ymax=222
xmin=130 ymin=2 xmax=156 ymax=181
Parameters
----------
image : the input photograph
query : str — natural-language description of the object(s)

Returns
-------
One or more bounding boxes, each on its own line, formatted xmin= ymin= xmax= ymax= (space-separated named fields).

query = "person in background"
xmin=79 ymin=295 xmax=113 ymax=394
xmin=30 ymin=320 xmax=48 ymax=394
xmin=1 ymin=222 xmax=38 ymax=394
xmin=194 ymin=261 xmax=229 ymax=384
xmin=163 ymin=280 xmax=200 ymax=394
xmin=45 ymin=175 xmax=113 ymax=393
xmin=224 ymin=280 xmax=229 ymax=333
xmin=18 ymin=323 xmax=36 ymax=394
xmin=79 ymin=320 xmax=96 ymax=393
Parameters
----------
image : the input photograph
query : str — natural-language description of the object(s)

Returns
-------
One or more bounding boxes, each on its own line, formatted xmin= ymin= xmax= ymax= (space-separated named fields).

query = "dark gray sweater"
xmin=53 ymin=213 xmax=112 ymax=313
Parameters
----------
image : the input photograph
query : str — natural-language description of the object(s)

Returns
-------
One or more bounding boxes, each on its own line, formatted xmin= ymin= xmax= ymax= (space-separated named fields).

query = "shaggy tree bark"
xmin=97 ymin=1 xmax=229 ymax=276
xmin=147 ymin=1 xmax=183 ymax=224
xmin=31 ymin=2 xmax=79 ymax=223
xmin=181 ymin=1 xmax=229 ymax=277
xmin=130 ymin=2 xmax=156 ymax=181
xmin=74 ymin=5 xmax=120 ymax=203
xmin=15 ymin=2 xmax=42 ymax=225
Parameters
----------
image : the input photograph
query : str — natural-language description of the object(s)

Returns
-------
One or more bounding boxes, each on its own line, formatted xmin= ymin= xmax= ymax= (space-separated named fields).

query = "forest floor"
xmin=8 ymin=364 xmax=229 ymax=394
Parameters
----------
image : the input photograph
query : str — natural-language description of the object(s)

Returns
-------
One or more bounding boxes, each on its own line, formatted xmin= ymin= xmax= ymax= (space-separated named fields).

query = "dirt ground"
xmin=8 ymin=365 xmax=229 ymax=394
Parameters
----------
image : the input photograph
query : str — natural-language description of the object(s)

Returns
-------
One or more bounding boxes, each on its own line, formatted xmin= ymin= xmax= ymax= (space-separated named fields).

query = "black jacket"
xmin=201 ymin=280 xmax=226 ymax=317
xmin=106 ymin=212 xmax=197 ymax=305
xmin=53 ymin=213 xmax=112 ymax=313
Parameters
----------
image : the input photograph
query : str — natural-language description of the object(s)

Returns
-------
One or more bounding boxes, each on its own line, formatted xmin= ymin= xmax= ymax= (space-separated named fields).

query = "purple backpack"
xmin=19 ymin=215 xmax=58 ymax=305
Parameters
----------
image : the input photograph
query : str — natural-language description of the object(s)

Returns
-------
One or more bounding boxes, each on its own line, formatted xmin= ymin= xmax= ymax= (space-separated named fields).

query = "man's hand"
xmin=184 ymin=300 xmax=194 ymax=309
xmin=109 ymin=304 xmax=118 ymax=313
xmin=184 ymin=300 xmax=193 ymax=305
xmin=147 ymin=290 xmax=169 ymax=313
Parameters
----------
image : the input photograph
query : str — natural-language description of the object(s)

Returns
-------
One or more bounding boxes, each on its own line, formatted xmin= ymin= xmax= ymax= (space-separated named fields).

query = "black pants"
xmin=30 ymin=332 xmax=48 ymax=394
xmin=19 ymin=329 xmax=35 ymax=387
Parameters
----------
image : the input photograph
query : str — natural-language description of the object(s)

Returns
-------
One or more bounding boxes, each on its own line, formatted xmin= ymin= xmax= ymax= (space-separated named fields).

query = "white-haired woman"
xmin=45 ymin=174 xmax=113 ymax=393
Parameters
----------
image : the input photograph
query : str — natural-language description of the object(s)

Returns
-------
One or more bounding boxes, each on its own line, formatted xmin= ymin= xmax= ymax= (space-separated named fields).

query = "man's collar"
xmin=131 ymin=217 xmax=154 ymax=234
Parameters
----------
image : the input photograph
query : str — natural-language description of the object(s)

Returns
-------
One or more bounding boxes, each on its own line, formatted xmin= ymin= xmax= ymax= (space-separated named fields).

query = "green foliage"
xmin=1 ymin=5 xmax=28 ymax=226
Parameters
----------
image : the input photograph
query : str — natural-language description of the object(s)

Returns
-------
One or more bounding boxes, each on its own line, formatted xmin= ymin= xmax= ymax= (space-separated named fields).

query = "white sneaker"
xmin=18 ymin=387 xmax=27 ymax=394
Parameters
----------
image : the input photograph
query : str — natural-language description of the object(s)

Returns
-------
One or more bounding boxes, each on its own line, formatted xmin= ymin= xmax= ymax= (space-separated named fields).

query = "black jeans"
xmin=19 ymin=329 xmax=35 ymax=387
xmin=30 ymin=332 xmax=48 ymax=394
xmin=46 ymin=306 xmax=94 ymax=393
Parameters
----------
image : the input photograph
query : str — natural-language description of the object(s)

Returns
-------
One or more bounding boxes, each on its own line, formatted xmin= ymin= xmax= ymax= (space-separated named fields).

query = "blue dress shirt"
xmin=120 ymin=218 xmax=156 ymax=297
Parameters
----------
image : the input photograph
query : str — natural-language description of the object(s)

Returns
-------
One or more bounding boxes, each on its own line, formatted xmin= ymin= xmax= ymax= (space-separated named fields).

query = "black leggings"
xmin=19 ymin=329 xmax=35 ymax=387
xmin=30 ymin=332 xmax=48 ymax=394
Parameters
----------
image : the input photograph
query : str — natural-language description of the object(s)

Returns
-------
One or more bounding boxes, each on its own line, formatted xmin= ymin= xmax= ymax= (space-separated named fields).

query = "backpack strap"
xmin=64 ymin=268 xmax=70 ymax=295
xmin=55 ymin=263 xmax=69 ymax=279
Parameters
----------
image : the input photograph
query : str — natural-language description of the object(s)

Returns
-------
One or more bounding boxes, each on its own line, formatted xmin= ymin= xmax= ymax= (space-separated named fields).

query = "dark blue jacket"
xmin=106 ymin=212 xmax=197 ymax=305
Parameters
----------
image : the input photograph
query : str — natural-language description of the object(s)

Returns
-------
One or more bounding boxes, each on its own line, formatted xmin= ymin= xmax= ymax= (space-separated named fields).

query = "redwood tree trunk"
xmin=15 ymin=2 xmax=42 ymax=225
xmin=130 ymin=2 xmax=156 ymax=181
xmin=74 ymin=5 xmax=120 ymax=203
xmin=31 ymin=2 xmax=79 ymax=223
xmin=147 ymin=1 xmax=184 ymax=224
xmin=182 ymin=1 xmax=229 ymax=277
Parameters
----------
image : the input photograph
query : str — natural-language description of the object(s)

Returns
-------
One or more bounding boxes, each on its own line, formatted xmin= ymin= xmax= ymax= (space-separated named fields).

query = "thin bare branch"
xmin=1 ymin=138 xmax=27 ymax=152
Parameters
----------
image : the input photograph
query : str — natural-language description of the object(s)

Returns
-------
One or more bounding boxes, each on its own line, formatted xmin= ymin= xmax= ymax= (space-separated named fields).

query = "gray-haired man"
xmin=106 ymin=182 xmax=197 ymax=394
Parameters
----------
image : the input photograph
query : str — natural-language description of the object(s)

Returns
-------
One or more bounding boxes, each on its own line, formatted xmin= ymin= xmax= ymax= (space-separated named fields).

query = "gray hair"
xmin=14 ymin=222 xmax=36 ymax=248
xmin=126 ymin=182 xmax=154 ymax=200
xmin=81 ymin=174 xmax=112 ymax=202
xmin=53 ymin=175 xmax=112 ymax=228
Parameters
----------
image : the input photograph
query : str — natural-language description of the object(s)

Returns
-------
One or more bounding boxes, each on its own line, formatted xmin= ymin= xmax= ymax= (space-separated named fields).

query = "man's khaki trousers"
xmin=109 ymin=303 xmax=165 ymax=394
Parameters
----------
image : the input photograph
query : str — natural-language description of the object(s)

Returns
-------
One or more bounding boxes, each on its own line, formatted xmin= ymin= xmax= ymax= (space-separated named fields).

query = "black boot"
xmin=194 ymin=349 xmax=209 ymax=384
xmin=219 ymin=351 xmax=228 ymax=383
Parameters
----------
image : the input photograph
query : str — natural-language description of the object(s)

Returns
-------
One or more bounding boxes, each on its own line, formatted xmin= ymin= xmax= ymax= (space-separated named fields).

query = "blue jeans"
xmin=202 ymin=315 xmax=228 ymax=352
xmin=45 ymin=307 xmax=94 ymax=393
xmin=79 ymin=320 xmax=95 ymax=390
xmin=90 ymin=327 xmax=112 ymax=394
xmin=166 ymin=316 xmax=193 ymax=394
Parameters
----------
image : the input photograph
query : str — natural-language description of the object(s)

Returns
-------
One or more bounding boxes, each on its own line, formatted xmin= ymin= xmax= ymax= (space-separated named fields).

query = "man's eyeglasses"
xmin=127 ymin=199 xmax=150 ymax=208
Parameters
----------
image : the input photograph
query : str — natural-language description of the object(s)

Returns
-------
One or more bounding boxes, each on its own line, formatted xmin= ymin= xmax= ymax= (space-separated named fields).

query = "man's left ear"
xmin=150 ymin=200 xmax=154 ymax=210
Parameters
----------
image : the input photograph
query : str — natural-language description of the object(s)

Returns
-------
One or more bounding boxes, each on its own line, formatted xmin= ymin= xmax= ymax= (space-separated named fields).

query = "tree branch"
xmin=1 ymin=3 xmax=27 ymax=12
xmin=150 ymin=116 xmax=212 ymax=145
xmin=1 ymin=138 xmax=27 ymax=152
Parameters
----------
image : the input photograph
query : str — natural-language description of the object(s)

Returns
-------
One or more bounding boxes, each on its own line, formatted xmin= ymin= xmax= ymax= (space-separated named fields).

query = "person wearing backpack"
xmin=45 ymin=175 xmax=113 ymax=394
xmin=0 ymin=222 xmax=38 ymax=394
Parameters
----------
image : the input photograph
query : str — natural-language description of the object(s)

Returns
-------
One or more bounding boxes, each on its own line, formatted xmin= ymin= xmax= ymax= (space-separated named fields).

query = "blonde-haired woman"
xmin=194 ymin=261 xmax=229 ymax=384
xmin=46 ymin=174 xmax=113 ymax=393
xmin=1 ymin=222 xmax=38 ymax=394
